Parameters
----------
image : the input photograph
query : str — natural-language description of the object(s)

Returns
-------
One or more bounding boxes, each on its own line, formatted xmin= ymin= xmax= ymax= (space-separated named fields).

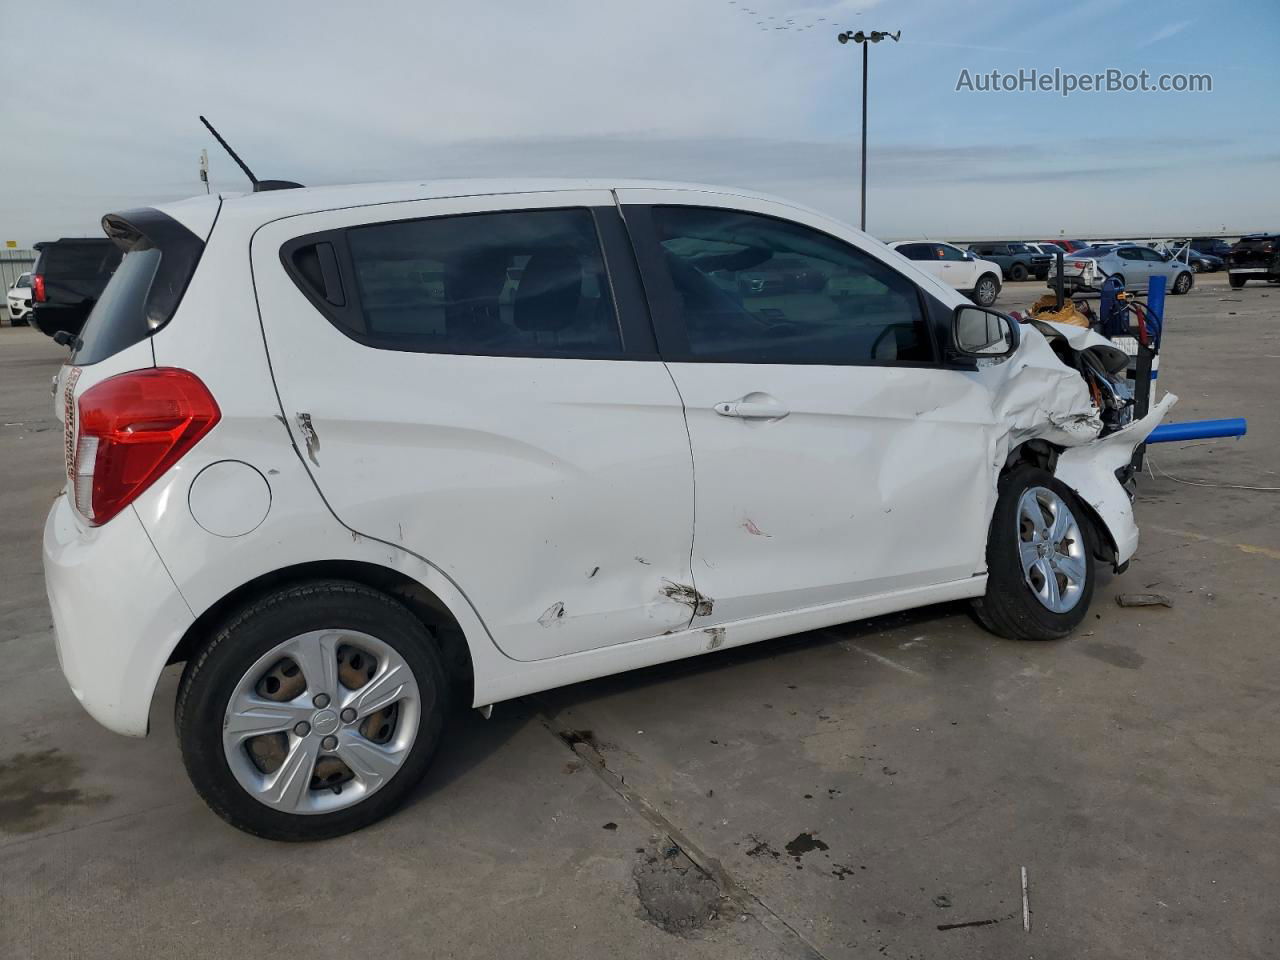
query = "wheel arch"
xmin=167 ymin=560 xmax=476 ymax=705
xmin=1002 ymin=440 xmax=1117 ymax=565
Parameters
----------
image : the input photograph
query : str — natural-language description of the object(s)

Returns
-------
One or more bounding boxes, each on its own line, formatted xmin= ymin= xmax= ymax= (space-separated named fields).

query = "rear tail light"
xmin=70 ymin=368 xmax=220 ymax=525
xmin=32 ymin=274 xmax=46 ymax=302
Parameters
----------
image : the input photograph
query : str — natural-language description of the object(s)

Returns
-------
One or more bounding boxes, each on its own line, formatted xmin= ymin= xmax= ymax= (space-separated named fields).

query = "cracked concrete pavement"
xmin=1 ymin=274 xmax=1277 ymax=958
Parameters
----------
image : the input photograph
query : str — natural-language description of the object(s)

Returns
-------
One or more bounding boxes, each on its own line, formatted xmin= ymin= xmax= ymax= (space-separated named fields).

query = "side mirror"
xmin=952 ymin=305 xmax=1018 ymax=360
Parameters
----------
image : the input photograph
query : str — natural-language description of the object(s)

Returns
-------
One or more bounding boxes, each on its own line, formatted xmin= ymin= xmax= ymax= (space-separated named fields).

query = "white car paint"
xmin=887 ymin=241 xmax=1003 ymax=299
xmin=7 ymin=273 xmax=32 ymax=322
xmin=43 ymin=178 xmax=1171 ymax=741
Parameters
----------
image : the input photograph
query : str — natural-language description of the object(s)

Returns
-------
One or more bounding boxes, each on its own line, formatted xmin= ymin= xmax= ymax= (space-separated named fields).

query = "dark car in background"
xmin=31 ymin=238 xmax=123 ymax=339
xmin=968 ymin=241 xmax=1050 ymax=281
xmin=1188 ymin=237 xmax=1233 ymax=260
xmin=1227 ymin=234 xmax=1279 ymax=289
xmin=1185 ymin=249 xmax=1224 ymax=273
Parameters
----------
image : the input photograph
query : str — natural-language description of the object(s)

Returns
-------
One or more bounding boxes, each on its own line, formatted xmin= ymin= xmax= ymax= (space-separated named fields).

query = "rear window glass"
xmin=70 ymin=209 xmax=205 ymax=366
xmin=344 ymin=208 xmax=623 ymax=357
xmin=74 ymin=246 xmax=162 ymax=364
xmin=41 ymin=243 xmax=121 ymax=300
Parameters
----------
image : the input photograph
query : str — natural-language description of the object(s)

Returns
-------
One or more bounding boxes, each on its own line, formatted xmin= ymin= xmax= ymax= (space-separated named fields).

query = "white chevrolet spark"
xmin=44 ymin=179 xmax=1173 ymax=840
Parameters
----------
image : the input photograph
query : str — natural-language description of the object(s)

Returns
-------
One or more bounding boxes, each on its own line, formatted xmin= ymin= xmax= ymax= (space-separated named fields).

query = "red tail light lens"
xmin=72 ymin=368 xmax=220 ymax=526
xmin=32 ymin=274 xmax=46 ymax=302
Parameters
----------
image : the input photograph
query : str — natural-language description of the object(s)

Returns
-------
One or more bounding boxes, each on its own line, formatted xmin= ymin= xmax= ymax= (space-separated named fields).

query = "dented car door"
xmin=250 ymin=191 xmax=697 ymax=661
xmin=620 ymin=192 xmax=999 ymax=625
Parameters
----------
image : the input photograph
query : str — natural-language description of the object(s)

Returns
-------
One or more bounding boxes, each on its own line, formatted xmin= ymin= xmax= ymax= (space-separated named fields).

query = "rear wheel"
xmin=1172 ymin=271 xmax=1193 ymax=295
xmin=1109 ymin=273 xmax=1126 ymax=290
xmin=1229 ymin=275 xmax=1247 ymax=289
xmin=177 ymin=580 xmax=448 ymax=841
xmin=972 ymin=466 xmax=1096 ymax=641
xmin=1009 ymin=263 xmax=1029 ymax=282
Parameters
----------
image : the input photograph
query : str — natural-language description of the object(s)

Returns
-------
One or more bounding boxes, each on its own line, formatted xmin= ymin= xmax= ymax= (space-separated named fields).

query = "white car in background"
xmin=888 ymin=241 xmax=1003 ymax=306
xmin=7 ymin=272 xmax=32 ymax=325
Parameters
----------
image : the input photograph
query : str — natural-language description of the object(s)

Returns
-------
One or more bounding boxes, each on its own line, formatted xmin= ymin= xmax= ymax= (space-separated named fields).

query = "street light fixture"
xmin=836 ymin=29 xmax=900 ymax=232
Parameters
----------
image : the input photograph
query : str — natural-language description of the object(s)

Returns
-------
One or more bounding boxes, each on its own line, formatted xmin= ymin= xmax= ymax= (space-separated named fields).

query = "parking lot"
xmin=1 ymin=273 xmax=1277 ymax=959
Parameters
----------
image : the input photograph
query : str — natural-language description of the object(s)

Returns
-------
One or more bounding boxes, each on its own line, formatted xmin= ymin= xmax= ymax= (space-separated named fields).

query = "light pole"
xmin=837 ymin=29 xmax=900 ymax=232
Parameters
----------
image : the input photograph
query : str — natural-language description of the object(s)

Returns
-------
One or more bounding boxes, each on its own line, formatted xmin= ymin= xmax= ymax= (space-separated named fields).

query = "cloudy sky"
xmin=3 ymin=0 xmax=1277 ymax=245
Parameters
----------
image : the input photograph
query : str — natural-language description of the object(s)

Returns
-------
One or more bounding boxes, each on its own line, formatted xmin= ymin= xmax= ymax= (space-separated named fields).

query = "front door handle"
xmin=714 ymin=394 xmax=790 ymax=421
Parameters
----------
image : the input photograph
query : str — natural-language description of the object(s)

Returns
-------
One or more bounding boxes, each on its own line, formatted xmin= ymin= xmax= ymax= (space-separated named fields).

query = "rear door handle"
xmin=714 ymin=394 xmax=790 ymax=421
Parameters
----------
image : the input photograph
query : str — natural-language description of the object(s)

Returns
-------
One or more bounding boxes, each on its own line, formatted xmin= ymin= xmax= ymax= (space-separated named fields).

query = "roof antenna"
xmin=198 ymin=116 xmax=303 ymax=192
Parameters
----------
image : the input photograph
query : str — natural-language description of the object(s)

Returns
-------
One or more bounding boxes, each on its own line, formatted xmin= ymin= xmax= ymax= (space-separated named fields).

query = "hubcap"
xmin=222 ymin=630 xmax=421 ymax=815
xmin=1016 ymin=487 xmax=1086 ymax=614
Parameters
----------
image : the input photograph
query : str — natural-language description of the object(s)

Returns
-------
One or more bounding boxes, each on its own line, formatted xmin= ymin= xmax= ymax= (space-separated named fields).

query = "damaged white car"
xmin=43 ymin=180 xmax=1172 ymax=840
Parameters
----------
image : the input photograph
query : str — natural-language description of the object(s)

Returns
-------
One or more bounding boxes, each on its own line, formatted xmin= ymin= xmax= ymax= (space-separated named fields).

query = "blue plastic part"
xmin=1146 ymin=274 xmax=1166 ymax=346
xmin=1146 ymin=419 xmax=1247 ymax=444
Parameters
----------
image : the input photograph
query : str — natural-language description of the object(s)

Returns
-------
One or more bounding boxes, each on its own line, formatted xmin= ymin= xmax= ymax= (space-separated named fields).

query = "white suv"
xmin=44 ymin=180 xmax=1173 ymax=840
xmin=888 ymin=241 xmax=1003 ymax=307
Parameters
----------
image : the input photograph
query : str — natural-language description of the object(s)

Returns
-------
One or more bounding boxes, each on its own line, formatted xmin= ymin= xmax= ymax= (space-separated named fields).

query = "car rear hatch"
xmin=1229 ymin=236 xmax=1278 ymax=271
xmin=54 ymin=206 xmax=212 ymax=524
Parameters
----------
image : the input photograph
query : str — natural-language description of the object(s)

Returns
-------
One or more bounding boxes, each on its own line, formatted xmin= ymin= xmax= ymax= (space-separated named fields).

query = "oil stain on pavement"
xmin=0 ymin=747 xmax=109 ymax=834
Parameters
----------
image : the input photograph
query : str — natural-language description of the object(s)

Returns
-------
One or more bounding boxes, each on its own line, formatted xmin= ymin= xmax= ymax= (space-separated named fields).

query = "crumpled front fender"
xmin=1054 ymin=393 xmax=1177 ymax=566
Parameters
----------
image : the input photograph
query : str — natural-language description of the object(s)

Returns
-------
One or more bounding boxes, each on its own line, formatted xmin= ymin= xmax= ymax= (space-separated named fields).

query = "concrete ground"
xmin=1 ymin=273 xmax=1277 ymax=959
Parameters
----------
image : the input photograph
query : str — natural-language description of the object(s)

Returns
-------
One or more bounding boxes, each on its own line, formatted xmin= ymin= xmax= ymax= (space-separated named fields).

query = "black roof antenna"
xmin=199 ymin=116 xmax=304 ymax=192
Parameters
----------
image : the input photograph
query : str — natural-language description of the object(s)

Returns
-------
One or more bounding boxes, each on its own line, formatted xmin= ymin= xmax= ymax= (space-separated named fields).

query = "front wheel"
xmin=177 ymin=580 xmax=448 ymax=841
xmin=971 ymin=273 xmax=1001 ymax=307
xmin=972 ymin=466 xmax=1096 ymax=641
xmin=1172 ymin=271 xmax=1193 ymax=295
xmin=1009 ymin=263 xmax=1029 ymax=282
xmin=1229 ymin=275 xmax=1247 ymax=289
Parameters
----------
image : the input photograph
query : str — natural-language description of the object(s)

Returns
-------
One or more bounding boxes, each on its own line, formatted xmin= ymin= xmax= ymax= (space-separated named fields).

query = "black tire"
xmin=1009 ymin=262 xmax=1029 ymax=282
xmin=1172 ymin=271 xmax=1193 ymax=295
xmin=1229 ymin=275 xmax=1247 ymax=289
xmin=971 ymin=466 xmax=1097 ymax=642
xmin=177 ymin=580 xmax=449 ymax=841
xmin=1109 ymin=273 xmax=1126 ymax=290
xmin=971 ymin=273 xmax=1001 ymax=307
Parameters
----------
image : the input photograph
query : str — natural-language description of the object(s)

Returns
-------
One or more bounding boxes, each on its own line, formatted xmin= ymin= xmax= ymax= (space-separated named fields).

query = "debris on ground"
xmin=632 ymin=841 xmax=730 ymax=936
xmin=1116 ymin=593 xmax=1174 ymax=608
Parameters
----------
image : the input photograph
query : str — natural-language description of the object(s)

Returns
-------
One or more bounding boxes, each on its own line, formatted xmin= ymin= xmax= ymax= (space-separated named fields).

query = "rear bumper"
xmin=44 ymin=494 xmax=194 ymax=737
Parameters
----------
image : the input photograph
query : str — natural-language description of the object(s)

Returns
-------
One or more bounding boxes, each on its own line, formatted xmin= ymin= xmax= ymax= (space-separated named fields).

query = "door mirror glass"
xmin=953 ymin=305 xmax=1018 ymax=359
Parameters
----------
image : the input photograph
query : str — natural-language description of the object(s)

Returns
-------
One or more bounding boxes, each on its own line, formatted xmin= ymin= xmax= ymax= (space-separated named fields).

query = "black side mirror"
xmin=952 ymin=305 xmax=1018 ymax=360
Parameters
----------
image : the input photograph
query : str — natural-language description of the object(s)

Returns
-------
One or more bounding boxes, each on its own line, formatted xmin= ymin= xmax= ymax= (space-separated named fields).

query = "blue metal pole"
xmin=1147 ymin=419 xmax=1248 ymax=444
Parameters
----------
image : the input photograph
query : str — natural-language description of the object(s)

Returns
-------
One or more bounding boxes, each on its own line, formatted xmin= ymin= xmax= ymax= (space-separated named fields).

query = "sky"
xmin=1 ymin=0 xmax=1277 ymax=246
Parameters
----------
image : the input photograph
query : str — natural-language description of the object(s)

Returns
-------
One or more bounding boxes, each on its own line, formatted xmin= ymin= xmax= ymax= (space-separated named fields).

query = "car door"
xmin=618 ymin=190 xmax=998 ymax=625
xmin=938 ymin=243 xmax=976 ymax=288
xmin=1115 ymin=247 xmax=1148 ymax=288
xmin=251 ymin=191 xmax=698 ymax=661
xmin=1141 ymin=247 xmax=1174 ymax=286
xmin=896 ymin=243 xmax=947 ymax=284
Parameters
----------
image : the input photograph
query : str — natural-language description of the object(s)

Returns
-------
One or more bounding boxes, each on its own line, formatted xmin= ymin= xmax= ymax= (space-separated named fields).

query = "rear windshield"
xmin=71 ymin=208 xmax=205 ymax=366
xmin=74 ymin=246 xmax=162 ymax=364
xmin=41 ymin=243 xmax=121 ymax=300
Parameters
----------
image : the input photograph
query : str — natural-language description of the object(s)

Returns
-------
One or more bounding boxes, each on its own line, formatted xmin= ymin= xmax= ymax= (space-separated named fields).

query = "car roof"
xmin=154 ymin=178 xmax=831 ymax=231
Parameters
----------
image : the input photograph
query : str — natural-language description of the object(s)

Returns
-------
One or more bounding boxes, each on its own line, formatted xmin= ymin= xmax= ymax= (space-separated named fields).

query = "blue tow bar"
xmin=1146 ymin=418 xmax=1248 ymax=444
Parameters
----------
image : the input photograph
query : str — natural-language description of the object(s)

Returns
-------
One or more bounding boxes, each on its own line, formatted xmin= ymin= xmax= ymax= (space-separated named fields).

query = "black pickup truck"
xmin=31 ymin=238 xmax=123 ymax=339
xmin=1227 ymin=233 xmax=1280 ymax=289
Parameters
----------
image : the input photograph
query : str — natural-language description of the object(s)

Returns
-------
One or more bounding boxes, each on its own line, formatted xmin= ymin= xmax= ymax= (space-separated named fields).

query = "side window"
xmin=896 ymin=243 xmax=924 ymax=260
xmin=651 ymin=206 xmax=932 ymax=364
xmin=938 ymin=244 xmax=967 ymax=262
xmin=1118 ymin=247 xmax=1143 ymax=261
xmin=341 ymin=208 xmax=622 ymax=357
xmin=1140 ymin=248 xmax=1165 ymax=262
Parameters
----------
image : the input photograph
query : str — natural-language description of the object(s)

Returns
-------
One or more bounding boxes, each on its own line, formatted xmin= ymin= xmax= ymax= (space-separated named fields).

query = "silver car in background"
xmin=1048 ymin=244 xmax=1195 ymax=295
